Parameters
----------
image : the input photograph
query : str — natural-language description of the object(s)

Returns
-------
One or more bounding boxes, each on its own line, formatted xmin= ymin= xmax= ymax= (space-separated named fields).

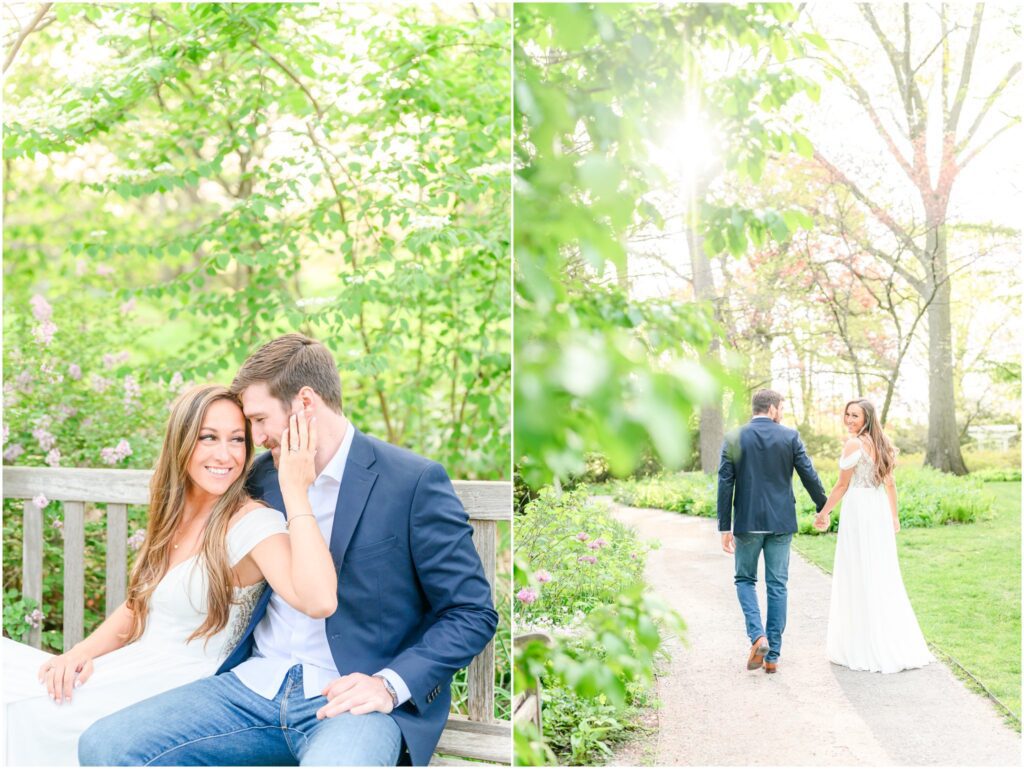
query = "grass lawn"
xmin=793 ymin=481 xmax=1021 ymax=726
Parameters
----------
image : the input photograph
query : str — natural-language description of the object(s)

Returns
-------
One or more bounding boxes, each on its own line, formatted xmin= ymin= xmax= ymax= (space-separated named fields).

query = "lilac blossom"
xmin=32 ymin=428 xmax=56 ymax=452
xmin=123 ymin=375 xmax=141 ymax=407
xmin=3 ymin=444 xmax=24 ymax=462
xmin=101 ymin=439 xmax=132 ymax=465
xmin=32 ymin=320 xmax=57 ymax=346
xmin=127 ymin=530 xmax=146 ymax=551
xmin=33 ymin=494 xmax=48 ymax=509
xmin=25 ymin=609 xmax=45 ymax=629
xmin=29 ymin=294 xmax=52 ymax=322
xmin=68 ymin=363 xmax=82 ymax=380
xmin=91 ymin=374 xmax=112 ymax=394
xmin=2 ymin=424 xmax=7 ymax=445
xmin=169 ymin=371 xmax=184 ymax=391
xmin=45 ymin=448 xmax=61 ymax=467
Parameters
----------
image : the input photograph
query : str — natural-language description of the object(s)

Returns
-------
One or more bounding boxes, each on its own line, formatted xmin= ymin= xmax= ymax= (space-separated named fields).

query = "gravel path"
xmin=601 ymin=498 xmax=1022 ymax=766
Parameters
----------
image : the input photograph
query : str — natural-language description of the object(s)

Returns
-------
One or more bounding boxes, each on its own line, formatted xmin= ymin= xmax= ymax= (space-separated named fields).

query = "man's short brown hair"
xmin=231 ymin=333 xmax=342 ymax=413
xmin=751 ymin=389 xmax=782 ymax=415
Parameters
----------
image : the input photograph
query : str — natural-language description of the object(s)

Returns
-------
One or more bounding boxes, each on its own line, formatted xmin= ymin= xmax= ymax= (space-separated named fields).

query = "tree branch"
xmin=946 ymin=3 xmax=984 ymax=137
xmin=955 ymin=61 xmax=1021 ymax=157
xmin=250 ymin=39 xmax=323 ymax=120
xmin=813 ymin=151 xmax=924 ymax=262
xmin=958 ymin=117 xmax=1021 ymax=170
xmin=4 ymin=2 xmax=52 ymax=73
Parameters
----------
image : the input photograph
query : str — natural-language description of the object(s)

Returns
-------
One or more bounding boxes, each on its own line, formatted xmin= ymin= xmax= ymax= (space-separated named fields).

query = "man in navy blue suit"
xmin=80 ymin=334 xmax=498 ymax=766
xmin=717 ymin=389 xmax=827 ymax=674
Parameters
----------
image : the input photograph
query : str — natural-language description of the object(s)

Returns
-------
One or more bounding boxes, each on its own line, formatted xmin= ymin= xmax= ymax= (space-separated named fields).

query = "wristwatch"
xmin=375 ymin=675 xmax=399 ymax=708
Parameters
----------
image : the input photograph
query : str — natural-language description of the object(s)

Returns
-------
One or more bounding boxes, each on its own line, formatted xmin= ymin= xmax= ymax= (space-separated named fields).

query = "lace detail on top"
xmin=840 ymin=448 xmax=879 ymax=489
xmin=224 ymin=581 xmax=267 ymax=656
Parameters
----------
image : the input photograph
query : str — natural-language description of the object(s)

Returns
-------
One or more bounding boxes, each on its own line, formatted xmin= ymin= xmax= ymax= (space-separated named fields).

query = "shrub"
xmin=613 ymin=465 xmax=994 ymax=535
xmin=514 ymin=489 xmax=649 ymax=623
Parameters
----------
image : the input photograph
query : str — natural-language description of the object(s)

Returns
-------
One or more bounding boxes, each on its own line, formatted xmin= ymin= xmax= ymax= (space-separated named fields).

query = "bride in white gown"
xmin=4 ymin=384 xmax=337 ymax=765
xmin=813 ymin=398 xmax=933 ymax=674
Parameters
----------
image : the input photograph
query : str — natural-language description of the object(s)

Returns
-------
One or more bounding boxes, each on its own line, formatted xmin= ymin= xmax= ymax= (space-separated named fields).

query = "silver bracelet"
xmin=286 ymin=514 xmax=317 ymax=529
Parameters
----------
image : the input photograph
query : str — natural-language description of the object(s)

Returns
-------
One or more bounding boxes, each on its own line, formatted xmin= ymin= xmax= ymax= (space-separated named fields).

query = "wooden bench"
xmin=3 ymin=466 xmax=511 ymax=765
xmin=512 ymin=632 xmax=552 ymax=733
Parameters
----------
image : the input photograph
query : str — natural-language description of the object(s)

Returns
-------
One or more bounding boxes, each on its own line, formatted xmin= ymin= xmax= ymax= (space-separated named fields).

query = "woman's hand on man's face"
xmin=278 ymin=409 xmax=317 ymax=496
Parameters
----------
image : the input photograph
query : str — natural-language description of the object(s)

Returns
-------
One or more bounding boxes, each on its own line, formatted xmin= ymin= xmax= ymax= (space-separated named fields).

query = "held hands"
xmin=38 ymin=648 xmax=94 ymax=704
xmin=317 ymin=672 xmax=394 ymax=719
xmin=813 ymin=511 xmax=831 ymax=532
xmin=278 ymin=410 xmax=317 ymax=497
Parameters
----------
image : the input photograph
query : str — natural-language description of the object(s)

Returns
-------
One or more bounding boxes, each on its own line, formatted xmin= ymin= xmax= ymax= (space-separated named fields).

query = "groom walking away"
xmin=80 ymin=334 xmax=499 ymax=766
xmin=717 ymin=389 xmax=827 ymax=674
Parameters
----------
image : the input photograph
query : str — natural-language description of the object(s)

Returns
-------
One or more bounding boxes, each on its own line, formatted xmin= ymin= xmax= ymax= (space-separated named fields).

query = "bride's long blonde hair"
xmin=845 ymin=398 xmax=896 ymax=485
xmin=124 ymin=385 xmax=255 ymax=644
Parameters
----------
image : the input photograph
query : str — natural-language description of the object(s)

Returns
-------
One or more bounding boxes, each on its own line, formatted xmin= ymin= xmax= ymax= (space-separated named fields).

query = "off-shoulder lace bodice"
xmin=839 ymin=448 xmax=879 ymax=489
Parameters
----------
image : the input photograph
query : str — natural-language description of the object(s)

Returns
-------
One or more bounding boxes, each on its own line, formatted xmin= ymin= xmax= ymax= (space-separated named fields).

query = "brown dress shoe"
xmin=764 ymin=661 xmax=778 ymax=674
xmin=747 ymin=636 xmax=769 ymax=670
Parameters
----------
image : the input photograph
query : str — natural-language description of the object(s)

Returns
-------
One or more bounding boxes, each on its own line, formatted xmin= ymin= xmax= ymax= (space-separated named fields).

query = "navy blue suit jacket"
xmin=217 ymin=428 xmax=499 ymax=766
xmin=716 ymin=418 xmax=827 ymax=534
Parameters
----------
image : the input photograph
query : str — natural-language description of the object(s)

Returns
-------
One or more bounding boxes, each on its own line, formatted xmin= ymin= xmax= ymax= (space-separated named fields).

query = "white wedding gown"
xmin=3 ymin=507 xmax=287 ymax=766
xmin=826 ymin=449 xmax=933 ymax=673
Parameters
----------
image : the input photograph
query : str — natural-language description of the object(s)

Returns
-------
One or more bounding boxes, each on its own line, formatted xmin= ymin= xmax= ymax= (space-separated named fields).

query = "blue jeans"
xmin=734 ymin=532 xmax=792 ymax=662
xmin=78 ymin=666 xmax=403 ymax=766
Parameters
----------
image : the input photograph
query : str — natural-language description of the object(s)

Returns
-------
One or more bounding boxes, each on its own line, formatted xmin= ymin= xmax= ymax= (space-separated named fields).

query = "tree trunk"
xmin=923 ymin=225 xmax=968 ymax=474
xmin=688 ymin=228 xmax=724 ymax=473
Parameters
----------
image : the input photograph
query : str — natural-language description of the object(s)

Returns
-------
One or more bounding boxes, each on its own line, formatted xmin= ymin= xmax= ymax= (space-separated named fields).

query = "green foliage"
xmin=4 ymin=4 xmax=510 ymax=481
xmin=514 ymin=490 xmax=650 ymax=623
xmin=3 ymin=5 xmax=511 ymax=719
xmin=972 ymin=467 xmax=1022 ymax=483
xmin=513 ymin=489 xmax=684 ymax=764
xmin=514 ymin=2 xmax=822 ymax=487
xmin=611 ymin=467 xmax=995 ymax=533
xmin=540 ymin=661 xmax=653 ymax=765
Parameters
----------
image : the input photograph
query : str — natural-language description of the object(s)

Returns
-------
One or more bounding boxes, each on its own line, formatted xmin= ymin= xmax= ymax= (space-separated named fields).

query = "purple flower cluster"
xmin=45 ymin=448 xmax=61 ymax=467
xmin=127 ymin=530 xmax=146 ymax=551
xmin=102 ymin=351 xmax=130 ymax=370
xmin=32 ymin=427 xmax=56 ymax=452
xmin=123 ymin=375 xmax=141 ymax=408
xmin=68 ymin=363 xmax=82 ymax=380
xmin=33 ymin=320 xmax=57 ymax=346
xmin=516 ymin=587 xmax=538 ymax=605
xmin=24 ymin=608 xmax=45 ymax=629
xmin=30 ymin=295 xmax=52 ymax=322
xmin=4 ymin=444 xmax=24 ymax=462
xmin=577 ymin=555 xmax=598 ymax=564
xmin=33 ymin=493 xmax=48 ymax=509
xmin=534 ymin=569 xmax=552 ymax=584
xmin=100 ymin=439 xmax=133 ymax=465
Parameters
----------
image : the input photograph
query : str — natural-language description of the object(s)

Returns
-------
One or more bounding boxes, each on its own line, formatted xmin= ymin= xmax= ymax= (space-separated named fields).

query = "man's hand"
xmin=813 ymin=512 xmax=830 ymax=532
xmin=317 ymin=673 xmax=394 ymax=719
xmin=721 ymin=532 xmax=735 ymax=554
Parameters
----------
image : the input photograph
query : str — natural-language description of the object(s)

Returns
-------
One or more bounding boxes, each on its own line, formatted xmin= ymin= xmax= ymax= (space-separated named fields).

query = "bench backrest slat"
xmin=21 ymin=499 xmax=43 ymax=649
xmin=105 ymin=503 xmax=128 ymax=616
xmin=63 ymin=501 xmax=86 ymax=650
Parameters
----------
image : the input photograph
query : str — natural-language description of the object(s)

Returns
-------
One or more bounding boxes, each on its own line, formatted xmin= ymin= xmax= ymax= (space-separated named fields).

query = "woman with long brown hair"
xmin=5 ymin=384 xmax=337 ymax=765
xmin=813 ymin=398 xmax=932 ymax=673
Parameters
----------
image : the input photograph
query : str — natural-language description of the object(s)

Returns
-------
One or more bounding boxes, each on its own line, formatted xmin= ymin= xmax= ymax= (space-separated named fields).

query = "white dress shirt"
xmin=232 ymin=424 xmax=410 ymax=704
